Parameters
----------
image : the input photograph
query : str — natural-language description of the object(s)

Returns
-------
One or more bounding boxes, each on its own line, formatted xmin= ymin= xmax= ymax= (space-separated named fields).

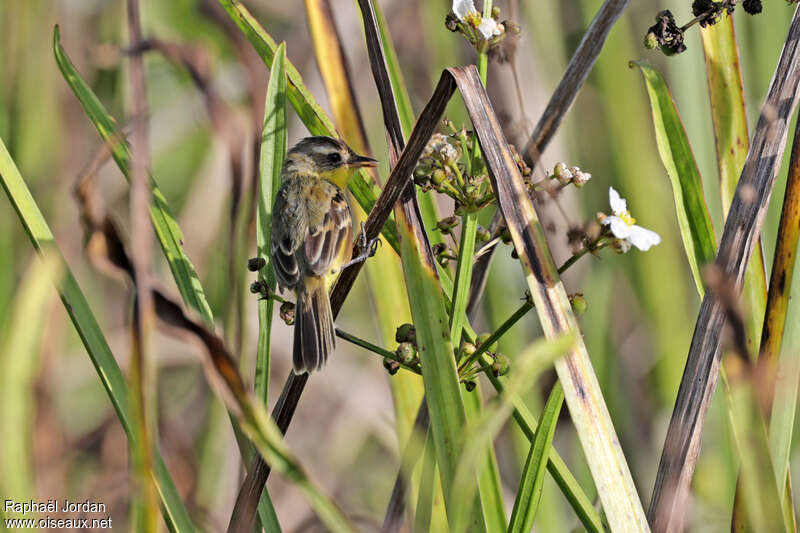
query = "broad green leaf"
xmin=0 ymin=136 xmax=196 ymax=532
xmin=631 ymin=60 xmax=717 ymax=296
xmin=53 ymin=26 xmax=214 ymax=326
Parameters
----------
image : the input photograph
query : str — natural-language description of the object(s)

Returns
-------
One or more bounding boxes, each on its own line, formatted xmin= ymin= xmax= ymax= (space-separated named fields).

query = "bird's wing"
xmin=271 ymin=180 xmax=303 ymax=289
xmin=304 ymin=187 xmax=352 ymax=277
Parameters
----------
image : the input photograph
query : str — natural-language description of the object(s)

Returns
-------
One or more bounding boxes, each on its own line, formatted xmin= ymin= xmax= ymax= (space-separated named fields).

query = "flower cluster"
xmin=413 ymin=122 xmax=494 ymax=212
xmin=446 ymin=0 xmax=517 ymax=53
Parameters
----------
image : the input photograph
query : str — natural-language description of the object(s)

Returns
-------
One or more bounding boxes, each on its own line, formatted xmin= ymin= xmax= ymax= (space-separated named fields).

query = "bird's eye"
xmin=327 ymin=152 xmax=342 ymax=164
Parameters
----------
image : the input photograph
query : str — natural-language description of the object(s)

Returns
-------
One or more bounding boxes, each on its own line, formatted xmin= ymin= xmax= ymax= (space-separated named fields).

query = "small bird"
xmin=271 ymin=136 xmax=378 ymax=373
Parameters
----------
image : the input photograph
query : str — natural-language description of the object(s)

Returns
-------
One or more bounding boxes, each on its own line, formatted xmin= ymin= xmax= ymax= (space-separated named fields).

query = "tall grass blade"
xmin=253 ymin=40 xmax=287 ymax=533
xmin=0 ymin=137 xmax=196 ymax=532
xmin=368 ymin=0 xmax=441 ymax=243
xmin=53 ymin=26 xmax=214 ymax=327
xmin=450 ymin=64 xmax=649 ymax=531
xmin=699 ymin=14 xmax=768 ymax=355
xmin=631 ymin=60 xmax=717 ymax=296
xmin=766 ymin=118 xmax=800 ymax=504
xmin=508 ymin=382 xmax=564 ymax=533
xmin=649 ymin=8 xmax=800 ymax=530
xmin=449 ymin=335 xmax=573 ymax=533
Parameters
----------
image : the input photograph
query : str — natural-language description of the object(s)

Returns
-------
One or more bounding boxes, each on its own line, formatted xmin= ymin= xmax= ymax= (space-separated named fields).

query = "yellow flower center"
xmin=464 ymin=11 xmax=482 ymax=27
xmin=620 ymin=210 xmax=636 ymax=226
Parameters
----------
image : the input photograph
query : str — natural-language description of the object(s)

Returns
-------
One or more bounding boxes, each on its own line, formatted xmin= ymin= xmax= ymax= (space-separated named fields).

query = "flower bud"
xmin=461 ymin=342 xmax=477 ymax=357
xmin=553 ymin=162 xmax=572 ymax=185
xmin=570 ymin=293 xmax=588 ymax=316
xmin=250 ymin=281 xmax=265 ymax=295
xmin=572 ymin=169 xmax=591 ymax=188
xmin=476 ymin=226 xmax=491 ymax=243
xmin=248 ymin=257 xmax=266 ymax=271
xmin=384 ymin=358 xmax=400 ymax=375
xmin=431 ymin=168 xmax=447 ymax=186
xmin=436 ymin=216 xmax=459 ymax=235
xmin=491 ymin=353 xmax=510 ymax=377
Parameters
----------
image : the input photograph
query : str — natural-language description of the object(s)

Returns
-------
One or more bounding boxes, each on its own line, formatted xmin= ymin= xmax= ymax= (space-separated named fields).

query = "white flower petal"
xmin=604 ymin=216 xmax=632 ymax=239
xmin=608 ymin=186 xmax=627 ymax=216
xmin=627 ymin=225 xmax=661 ymax=251
xmin=477 ymin=17 xmax=502 ymax=38
xmin=453 ymin=0 xmax=476 ymax=20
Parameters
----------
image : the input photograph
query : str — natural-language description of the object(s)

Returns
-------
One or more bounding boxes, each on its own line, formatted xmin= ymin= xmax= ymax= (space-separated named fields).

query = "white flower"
xmin=477 ymin=17 xmax=503 ymax=38
xmin=453 ymin=0 xmax=478 ymax=20
xmin=603 ymin=187 xmax=661 ymax=251
xmin=452 ymin=0 xmax=502 ymax=39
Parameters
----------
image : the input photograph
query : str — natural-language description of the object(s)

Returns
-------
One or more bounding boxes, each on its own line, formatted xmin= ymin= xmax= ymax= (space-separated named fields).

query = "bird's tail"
xmin=293 ymin=279 xmax=335 ymax=374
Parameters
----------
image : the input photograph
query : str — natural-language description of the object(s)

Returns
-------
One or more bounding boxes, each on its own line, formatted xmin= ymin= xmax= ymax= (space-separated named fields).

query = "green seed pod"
xmin=554 ymin=162 xmax=573 ymax=185
xmin=395 ymin=342 xmax=416 ymax=365
xmin=461 ymin=342 xmax=477 ymax=357
xmin=570 ymin=293 xmax=588 ymax=316
xmin=477 ymin=333 xmax=498 ymax=353
xmin=436 ymin=216 xmax=459 ymax=234
xmin=431 ymin=168 xmax=447 ymax=186
xmin=395 ymin=323 xmax=416 ymax=344
xmin=476 ymin=226 xmax=491 ymax=243
xmin=492 ymin=353 xmax=510 ymax=377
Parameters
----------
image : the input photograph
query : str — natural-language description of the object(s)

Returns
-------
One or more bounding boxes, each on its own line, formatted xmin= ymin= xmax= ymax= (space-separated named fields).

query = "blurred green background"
xmin=0 ymin=0 xmax=796 ymax=531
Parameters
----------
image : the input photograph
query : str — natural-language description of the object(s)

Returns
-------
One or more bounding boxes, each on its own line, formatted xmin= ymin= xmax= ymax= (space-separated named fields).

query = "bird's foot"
xmin=338 ymin=223 xmax=380 ymax=271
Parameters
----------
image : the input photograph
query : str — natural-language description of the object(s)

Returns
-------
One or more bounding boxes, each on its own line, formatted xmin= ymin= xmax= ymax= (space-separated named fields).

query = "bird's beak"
xmin=347 ymin=154 xmax=379 ymax=168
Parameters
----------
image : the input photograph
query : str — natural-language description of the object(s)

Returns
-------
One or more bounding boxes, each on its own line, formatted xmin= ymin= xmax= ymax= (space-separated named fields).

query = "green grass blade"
xmin=508 ymin=382 xmax=564 ymax=533
xmin=486 ymin=371 xmax=604 ymax=533
xmin=396 ymin=210 xmax=470 ymax=522
xmin=215 ymin=0 xmax=399 ymax=251
xmin=449 ymin=334 xmax=573 ymax=533
xmin=453 ymin=64 xmax=648 ymax=531
xmin=631 ymin=60 xmax=717 ymax=296
xmin=463 ymin=386 xmax=506 ymax=533
xmin=767 ymin=130 xmax=800 ymax=505
xmin=370 ymin=0 xmax=414 ymax=137
xmin=253 ymin=41 xmax=287 ymax=533
xmin=449 ymin=212 xmax=479 ymax=345
xmin=0 ymin=137 xmax=196 ymax=532
xmin=256 ymin=42 xmax=286 ymax=406
xmin=53 ymin=26 xmax=214 ymax=327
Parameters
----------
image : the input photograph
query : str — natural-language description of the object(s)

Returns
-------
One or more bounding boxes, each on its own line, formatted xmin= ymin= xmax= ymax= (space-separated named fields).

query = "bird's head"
xmin=284 ymin=136 xmax=377 ymax=189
